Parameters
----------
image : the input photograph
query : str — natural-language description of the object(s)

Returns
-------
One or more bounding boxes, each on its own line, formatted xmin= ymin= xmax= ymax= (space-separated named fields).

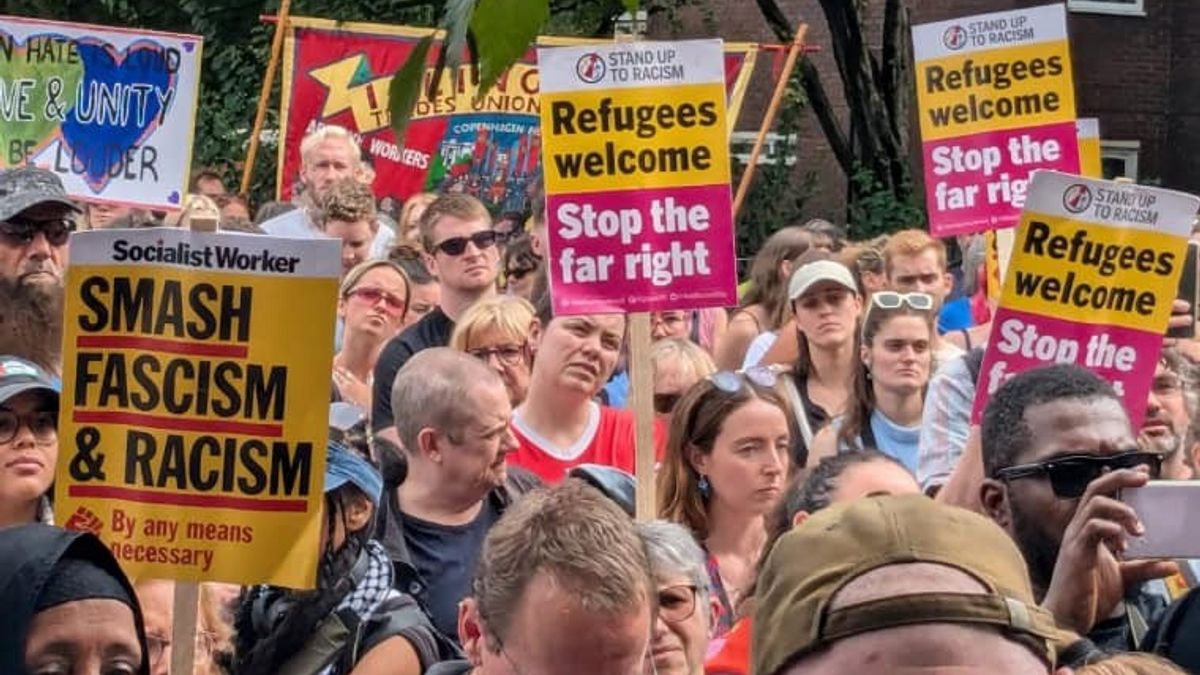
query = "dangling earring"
xmin=698 ymin=475 xmax=711 ymax=499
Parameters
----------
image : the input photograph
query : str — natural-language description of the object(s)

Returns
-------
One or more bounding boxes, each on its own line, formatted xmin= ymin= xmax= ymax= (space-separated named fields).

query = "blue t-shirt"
xmin=835 ymin=409 xmax=921 ymax=474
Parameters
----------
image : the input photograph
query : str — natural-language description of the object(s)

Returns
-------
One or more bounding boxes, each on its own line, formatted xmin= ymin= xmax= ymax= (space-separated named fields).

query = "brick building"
xmin=671 ymin=0 xmax=1200 ymax=226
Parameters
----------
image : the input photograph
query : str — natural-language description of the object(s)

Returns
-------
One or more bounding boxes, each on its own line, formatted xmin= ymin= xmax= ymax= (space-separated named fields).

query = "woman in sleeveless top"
xmin=808 ymin=292 xmax=936 ymax=473
xmin=777 ymin=256 xmax=862 ymax=468
xmin=658 ymin=371 xmax=791 ymax=637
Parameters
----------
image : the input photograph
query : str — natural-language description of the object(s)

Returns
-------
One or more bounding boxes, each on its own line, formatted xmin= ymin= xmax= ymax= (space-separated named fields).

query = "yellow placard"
xmin=1077 ymin=118 xmax=1102 ymax=178
xmin=55 ymin=229 xmax=340 ymax=588
xmin=917 ymin=40 xmax=1075 ymax=141
xmin=540 ymin=83 xmax=729 ymax=194
xmin=1001 ymin=213 xmax=1185 ymax=332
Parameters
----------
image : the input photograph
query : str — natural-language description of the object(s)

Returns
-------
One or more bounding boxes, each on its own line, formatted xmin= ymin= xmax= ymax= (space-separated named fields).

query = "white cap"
xmin=788 ymin=260 xmax=859 ymax=300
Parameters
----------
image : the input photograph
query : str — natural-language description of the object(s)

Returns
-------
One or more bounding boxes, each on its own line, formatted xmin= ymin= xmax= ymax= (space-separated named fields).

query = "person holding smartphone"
xmin=978 ymin=364 xmax=1177 ymax=652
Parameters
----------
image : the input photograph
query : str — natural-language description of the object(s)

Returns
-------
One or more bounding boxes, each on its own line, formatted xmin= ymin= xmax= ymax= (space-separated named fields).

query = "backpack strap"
xmin=781 ymin=373 xmax=816 ymax=451
xmin=964 ymin=347 xmax=986 ymax=386
xmin=356 ymin=593 xmax=464 ymax=670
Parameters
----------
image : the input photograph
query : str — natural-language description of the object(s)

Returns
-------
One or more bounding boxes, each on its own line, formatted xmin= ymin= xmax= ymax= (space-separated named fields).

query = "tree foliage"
xmin=754 ymin=0 xmax=923 ymax=235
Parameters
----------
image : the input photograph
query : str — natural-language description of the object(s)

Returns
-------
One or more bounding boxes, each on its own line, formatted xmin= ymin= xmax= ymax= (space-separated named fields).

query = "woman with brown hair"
xmin=713 ymin=227 xmax=811 ymax=370
xmin=657 ymin=371 xmax=791 ymax=637
xmin=808 ymin=292 xmax=936 ymax=473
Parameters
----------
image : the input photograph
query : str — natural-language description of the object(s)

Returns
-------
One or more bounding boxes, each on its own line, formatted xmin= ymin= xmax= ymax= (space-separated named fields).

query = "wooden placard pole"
xmin=170 ymin=581 xmax=200 ymax=675
xmin=629 ymin=312 xmax=656 ymax=521
xmin=239 ymin=0 xmax=293 ymax=197
xmin=731 ymin=23 xmax=809 ymax=219
xmin=169 ymin=196 xmax=218 ymax=675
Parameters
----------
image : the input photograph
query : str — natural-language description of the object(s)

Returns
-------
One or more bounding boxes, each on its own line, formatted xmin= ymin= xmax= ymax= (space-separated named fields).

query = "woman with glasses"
xmin=0 ymin=355 xmax=59 ymax=529
xmin=136 ymin=580 xmax=232 ymax=675
xmin=658 ymin=370 xmax=791 ymax=637
xmin=450 ymin=296 xmax=538 ymax=406
xmin=808 ymin=291 xmax=935 ymax=473
xmin=333 ymin=261 xmax=411 ymax=412
xmin=502 ymin=234 xmax=540 ymax=301
xmin=638 ymin=520 xmax=720 ymax=675
xmin=713 ymin=227 xmax=812 ymax=371
xmin=650 ymin=338 xmax=716 ymax=424
xmin=778 ymin=256 xmax=862 ymax=467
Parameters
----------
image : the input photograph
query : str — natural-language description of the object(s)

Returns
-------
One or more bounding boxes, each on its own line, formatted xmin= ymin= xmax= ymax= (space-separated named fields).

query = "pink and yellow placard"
xmin=537 ymin=39 xmax=737 ymax=314
xmin=972 ymin=171 xmax=1200 ymax=425
xmin=913 ymin=4 xmax=1080 ymax=237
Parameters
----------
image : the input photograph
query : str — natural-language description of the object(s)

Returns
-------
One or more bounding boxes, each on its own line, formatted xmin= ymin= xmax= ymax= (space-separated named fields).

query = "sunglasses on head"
xmin=0 ymin=217 xmax=73 ymax=247
xmin=869 ymin=291 xmax=934 ymax=311
xmin=709 ymin=366 xmax=779 ymax=394
xmin=432 ymin=230 xmax=499 ymax=256
xmin=995 ymin=449 xmax=1162 ymax=499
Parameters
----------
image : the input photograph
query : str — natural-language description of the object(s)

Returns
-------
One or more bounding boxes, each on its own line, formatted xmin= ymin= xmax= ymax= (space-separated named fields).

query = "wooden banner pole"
xmin=731 ymin=22 xmax=808 ymax=219
xmin=169 ymin=581 xmax=200 ymax=675
xmin=629 ymin=312 xmax=656 ymax=521
xmin=239 ymin=0 xmax=293 ymax=197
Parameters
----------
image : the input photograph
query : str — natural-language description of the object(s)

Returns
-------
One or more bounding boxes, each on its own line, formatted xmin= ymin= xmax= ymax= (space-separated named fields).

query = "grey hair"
xmin=390 ymin=347 xmax=504 ymax=455
xmin=637 ymin=520 xmax=712 ymax=610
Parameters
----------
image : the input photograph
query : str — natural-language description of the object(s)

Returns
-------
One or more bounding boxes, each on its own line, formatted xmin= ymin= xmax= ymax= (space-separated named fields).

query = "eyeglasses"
xmin=657 ymin=584 xmax=699 ymax=624
xmin=467 ymin=343 xmax=527 ymax=367
xmin=0 ymin=410 xmax=57 ymax=444
xmin=995 ymin=449 xmax=1163 ymax=499
xmin=0 ymin=217 xmax=73 ymax=247
xmin=432 ymin=230 xmax=499 ymax=256
xmin=346 ymin=286 xmax=406 ymax=314
xmin=146 ymin=632 xmax=216 ymax=668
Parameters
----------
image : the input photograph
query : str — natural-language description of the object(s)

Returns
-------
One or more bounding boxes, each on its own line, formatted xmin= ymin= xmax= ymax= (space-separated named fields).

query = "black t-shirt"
xmin=789 ymin=373 xmax=832 ymax=468
xmin=403 ymin=500 xmax=501 ymax=641
xmin=372 ymin=307 xmax=455 ymax=432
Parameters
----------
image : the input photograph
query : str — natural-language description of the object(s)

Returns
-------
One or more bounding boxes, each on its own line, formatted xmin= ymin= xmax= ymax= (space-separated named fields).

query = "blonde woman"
xmin=333 ymin=261 xmax=411 ymax=410
xmin=450 ymin=295 xmax=539 ymax=406
xmin=650 ymin=338 xmax=716 ymax=424
xmin=397 ymin=192 xmax=437 ymax=243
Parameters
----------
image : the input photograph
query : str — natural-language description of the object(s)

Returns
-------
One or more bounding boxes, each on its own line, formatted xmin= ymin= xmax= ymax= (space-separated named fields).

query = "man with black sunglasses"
xmin=979 ymin=364 xmax=1177 ymax=651
xmin=372 ymin=194 xmax=500 ymax=439
xmin=0 ymin=167 xmax=78 ymax=289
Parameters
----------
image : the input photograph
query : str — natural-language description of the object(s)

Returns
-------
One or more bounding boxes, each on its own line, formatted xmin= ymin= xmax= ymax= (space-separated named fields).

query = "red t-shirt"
xmin=509 ymin=403 xmax=664 ymax=483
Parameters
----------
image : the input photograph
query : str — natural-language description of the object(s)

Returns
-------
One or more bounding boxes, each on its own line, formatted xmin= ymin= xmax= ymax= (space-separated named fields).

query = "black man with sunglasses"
xmin=372 ymin=193 xmax=501 ymax=441
xmin=0 ymin=167 xmax=78 ymax=288
xmin=980 ymin=364 xmax=1177 ymax=652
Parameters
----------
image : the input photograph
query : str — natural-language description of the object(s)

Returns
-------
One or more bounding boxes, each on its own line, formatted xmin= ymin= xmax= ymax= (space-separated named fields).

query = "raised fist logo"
xmin=63 ymin=506 xmax=104 ymax=536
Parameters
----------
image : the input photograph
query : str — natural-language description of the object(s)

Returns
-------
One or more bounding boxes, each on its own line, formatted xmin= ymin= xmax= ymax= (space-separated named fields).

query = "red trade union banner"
xmin=278 ymin=18 xmax=758 ymax=214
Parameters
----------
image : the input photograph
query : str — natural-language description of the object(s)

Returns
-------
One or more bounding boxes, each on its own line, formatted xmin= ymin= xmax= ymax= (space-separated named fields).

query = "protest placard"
xmin=537 ymin=39 xmax=738 ymax=314
xmin=912 ymin=4 xmax=1079 ymax=237
xmin=1078 ymin=118 xmax=1101 ymax=178
xmin=0 ymin=16 xmax=202 ymax=210
xmin=277 ymin=18 xmax=757 ymax=212
xmin=971 ymin=171 xmax=1200 ymax=424
xmin=55 ymin=228 xmax=339 ymax=588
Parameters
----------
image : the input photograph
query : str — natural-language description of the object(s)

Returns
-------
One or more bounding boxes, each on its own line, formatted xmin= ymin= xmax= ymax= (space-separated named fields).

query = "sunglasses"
xmin=432 ymin=230 xmax=499 ymax=256
xmin=346 ymin=286 xmax=406 ymax=314
xmin=654 ymin=392 xmax=683 ymax=415
xmin=0 ymin=217 xmax=73 ymax=247
xmin=506 ymin=266 xmax=535 ymax=282
xmin=709 ymin=366 xmax=779 ymax=393
xmin=869 ymin=291 xmax=934 ymax=311
xmin=995 ymin=449 xmax=1163 ymax=499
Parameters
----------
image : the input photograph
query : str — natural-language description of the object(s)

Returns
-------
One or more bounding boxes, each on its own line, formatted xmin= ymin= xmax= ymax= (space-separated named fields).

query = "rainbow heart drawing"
xmin=1 ymin=16 xmax=202 ymax=209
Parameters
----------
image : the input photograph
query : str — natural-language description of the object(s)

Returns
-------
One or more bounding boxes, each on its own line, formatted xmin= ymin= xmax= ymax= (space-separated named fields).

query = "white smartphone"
xmin=1121 ymin=482 xmax=1200 ymax=559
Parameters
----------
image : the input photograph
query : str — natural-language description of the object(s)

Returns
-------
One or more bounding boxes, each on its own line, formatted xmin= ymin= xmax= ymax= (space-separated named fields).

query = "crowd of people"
xmin=3 ymin=120 xmax=1200 ymax=675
